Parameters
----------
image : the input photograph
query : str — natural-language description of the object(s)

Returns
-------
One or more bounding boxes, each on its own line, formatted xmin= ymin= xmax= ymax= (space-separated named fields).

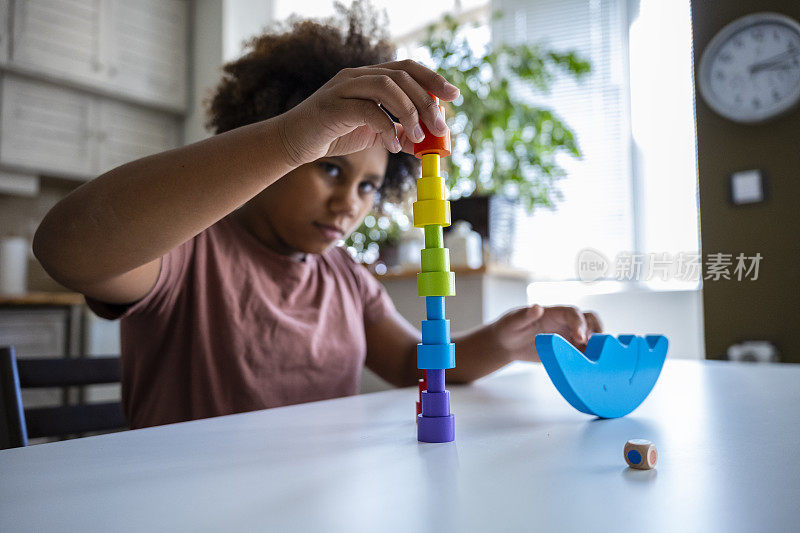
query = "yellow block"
xmin=416 ymin=177 xmax=446 ymax=201
xmin=413 ymin=199 xmax=451 ymax=228
xmin=421 ymin=153 xmax=440 ymax=178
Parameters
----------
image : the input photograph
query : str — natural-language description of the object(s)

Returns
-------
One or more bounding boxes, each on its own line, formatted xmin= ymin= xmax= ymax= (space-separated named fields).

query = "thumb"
xmin=394 ymin=124 xmax=417 ymax=154
xmin=527 ymin=304 xmax=545 ymax=320
xmin=511 ymin=304 xmax=544 ymax=330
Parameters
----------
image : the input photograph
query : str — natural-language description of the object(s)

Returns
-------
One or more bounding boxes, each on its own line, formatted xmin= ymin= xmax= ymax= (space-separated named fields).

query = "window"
xmin=267 ymin=0 xmax=700 ymax=289
xmin=493 ymin=0 xmax=699 ymax=287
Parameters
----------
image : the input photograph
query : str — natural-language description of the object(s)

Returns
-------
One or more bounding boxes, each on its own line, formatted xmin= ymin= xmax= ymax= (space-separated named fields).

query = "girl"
xmin=33 ymin=4 xmax=601 ymax=429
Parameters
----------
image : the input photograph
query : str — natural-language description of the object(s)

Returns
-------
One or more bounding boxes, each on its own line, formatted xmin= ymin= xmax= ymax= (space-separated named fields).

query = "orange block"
xmin=414 ymin=104 xmax=451 ymax=158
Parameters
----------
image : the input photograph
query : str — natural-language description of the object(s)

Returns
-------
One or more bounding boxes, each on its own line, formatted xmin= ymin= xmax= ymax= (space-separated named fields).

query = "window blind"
xmin=492 ymin=0 xmax=634 ymax=280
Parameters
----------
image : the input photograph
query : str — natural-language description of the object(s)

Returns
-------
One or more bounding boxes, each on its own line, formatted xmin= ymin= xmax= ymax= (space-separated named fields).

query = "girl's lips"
xmin=313 ymin=222 xmax=344 ymax=241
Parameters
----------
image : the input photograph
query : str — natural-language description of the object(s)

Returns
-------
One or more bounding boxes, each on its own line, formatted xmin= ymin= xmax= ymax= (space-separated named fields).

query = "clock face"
xmin=699 ymin=12 xmax=800 ymax=123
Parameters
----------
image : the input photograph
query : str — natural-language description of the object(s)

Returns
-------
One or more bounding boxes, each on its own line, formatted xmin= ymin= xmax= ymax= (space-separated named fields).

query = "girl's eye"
xmin=359 ymin=181 xmax=378 ymax=193
xmin=320 ymin=162 xmax=341 ymax=178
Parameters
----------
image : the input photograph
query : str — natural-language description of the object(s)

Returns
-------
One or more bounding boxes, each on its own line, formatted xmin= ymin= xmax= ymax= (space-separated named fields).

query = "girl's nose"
xmin=329 ymin=186 xmax=360 ymax=216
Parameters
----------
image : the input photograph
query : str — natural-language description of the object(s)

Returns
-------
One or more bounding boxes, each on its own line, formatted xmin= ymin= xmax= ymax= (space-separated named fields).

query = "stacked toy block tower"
xmin=413 ymin=95 xmax=455 ymax=443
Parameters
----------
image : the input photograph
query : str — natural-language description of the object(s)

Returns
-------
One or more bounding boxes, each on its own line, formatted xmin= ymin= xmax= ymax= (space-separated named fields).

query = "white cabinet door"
xmin=107 ymin=0 xmax=188 ymax=110
xmin=0 ymin=75 xmax=96 ymax=179
xmin=11 ymin=0 xmax=106 ymax=85
xmin=0 ymin=0 xmax=9 ymax=64
xmin=10 ymin=0 xmax=188 ymax=111
xmin=96 ymin=98 xmax=180 ymax=174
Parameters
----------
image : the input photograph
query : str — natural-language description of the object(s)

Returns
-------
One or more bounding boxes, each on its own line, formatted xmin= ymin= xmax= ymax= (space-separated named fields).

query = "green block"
xmin=421 ymin=248 xmax=450 ymax=272
xmin=424 ymin=225 xmax=443 ymax=248
xmin=418 ymin=271 xmax=455 ymax=296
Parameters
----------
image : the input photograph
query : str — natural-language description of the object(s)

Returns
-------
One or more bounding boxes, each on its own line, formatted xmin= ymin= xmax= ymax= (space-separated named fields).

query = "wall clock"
xmin=698 ymin=12 xmax=800 ymax=124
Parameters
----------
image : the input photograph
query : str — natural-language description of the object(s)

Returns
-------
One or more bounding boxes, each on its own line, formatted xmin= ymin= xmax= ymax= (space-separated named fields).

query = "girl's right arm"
xmin=33 ymin=59 xmax=459 ymax=304
xmin=33 ymin=118 xmax=298 ymax=304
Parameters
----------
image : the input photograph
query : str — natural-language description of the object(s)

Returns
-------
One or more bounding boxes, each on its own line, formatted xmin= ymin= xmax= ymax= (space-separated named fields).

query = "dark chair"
xmin=0 ymin=346 xmax=127 ymax=449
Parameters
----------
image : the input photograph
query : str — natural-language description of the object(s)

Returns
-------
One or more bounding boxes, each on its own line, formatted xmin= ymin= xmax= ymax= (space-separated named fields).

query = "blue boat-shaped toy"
xmin=534 ymin=334 xmax=669 ymax=418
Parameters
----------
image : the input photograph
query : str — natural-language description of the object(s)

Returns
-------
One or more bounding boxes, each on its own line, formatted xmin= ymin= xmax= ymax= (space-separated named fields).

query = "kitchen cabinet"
xmin=0 ymin=74 xmax=96 ymax=179
xmin=10 ymin=0 xmax=187 ymax=111
xmin=96 ymin=97 xmax=180 ymax=174
xmin=0 ymin=0 xmax=9 ymax=64
xmin=11 ymin=0 xmax=106 ymax=88
xmin=106 ymin=0 xmax=187 ymax=110
xmin=0 ymin=74 xmax=180 ymax=180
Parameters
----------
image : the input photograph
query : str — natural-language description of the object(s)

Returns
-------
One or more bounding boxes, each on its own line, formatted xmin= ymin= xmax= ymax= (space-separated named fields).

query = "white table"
xmin=1 ymin=359 xmax=798 ymax=532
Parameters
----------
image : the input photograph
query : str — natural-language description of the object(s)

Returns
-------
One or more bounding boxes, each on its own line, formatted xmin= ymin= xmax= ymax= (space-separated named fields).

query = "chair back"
xmin=0 ymin=347 xmax=27 ymax=449
xmin=0 ymin=346 xmax=126 ymax=449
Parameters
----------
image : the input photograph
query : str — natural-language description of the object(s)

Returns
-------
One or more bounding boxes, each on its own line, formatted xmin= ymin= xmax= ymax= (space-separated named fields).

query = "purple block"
xmin=417 ymin=414 xmax=455 ymax=443
xmin=422 ymin=390 xmax=450 ymax=417
xmin=427 ymin=369 xmax=445 ymax=392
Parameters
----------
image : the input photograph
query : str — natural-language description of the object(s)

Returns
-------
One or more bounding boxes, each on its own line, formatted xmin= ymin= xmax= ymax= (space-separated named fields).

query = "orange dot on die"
xmin=649 ymin=449 xmax=657 ymax=465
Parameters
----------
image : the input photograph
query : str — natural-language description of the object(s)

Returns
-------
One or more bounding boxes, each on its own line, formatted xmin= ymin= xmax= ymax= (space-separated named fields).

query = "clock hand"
xmin=749 ymin=47 xmax=800 ymax=74
xmin=753 ymin=62 xmax=794 ymax=73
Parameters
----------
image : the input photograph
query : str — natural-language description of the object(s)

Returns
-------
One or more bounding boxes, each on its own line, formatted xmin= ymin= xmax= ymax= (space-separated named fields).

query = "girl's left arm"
xmin=364 ymin=305 xmax=603 ymax=387
xmin=363 ymin=310 xmax=513 ymax=387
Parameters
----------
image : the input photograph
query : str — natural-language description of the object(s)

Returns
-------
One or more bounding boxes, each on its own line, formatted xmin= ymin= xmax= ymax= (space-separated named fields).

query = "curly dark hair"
xmin=206 ymin=1 xmax=419 ymax=204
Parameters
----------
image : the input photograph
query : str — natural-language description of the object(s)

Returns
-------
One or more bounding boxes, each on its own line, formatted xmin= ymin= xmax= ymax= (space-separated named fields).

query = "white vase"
xmin=0 ymin=236 xmax=28 ymax=295
xmin=445 ymin=221 xmax=483 ymax=269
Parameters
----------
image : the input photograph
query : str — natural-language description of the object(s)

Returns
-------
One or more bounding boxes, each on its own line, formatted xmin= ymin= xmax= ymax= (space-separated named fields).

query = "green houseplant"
xmin=426 ymin=13 xmax=591 ymax=212
xmin=347 ymin=11 xmax=591 ymax=265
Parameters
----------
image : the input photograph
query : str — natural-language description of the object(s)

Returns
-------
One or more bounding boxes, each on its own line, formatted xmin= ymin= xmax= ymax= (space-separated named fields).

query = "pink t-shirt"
xmin=86 ymin=213 xmax=396 ymax=429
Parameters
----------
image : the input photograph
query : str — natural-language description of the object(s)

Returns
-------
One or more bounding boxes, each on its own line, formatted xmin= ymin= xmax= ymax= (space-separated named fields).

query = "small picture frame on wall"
xmin=727 ymin=169 xmax=769 ymax=206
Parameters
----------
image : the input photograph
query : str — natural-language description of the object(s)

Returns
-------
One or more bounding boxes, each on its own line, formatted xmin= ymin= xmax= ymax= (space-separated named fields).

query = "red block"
xmin=413 ymin=104 xmax=451 ymax=158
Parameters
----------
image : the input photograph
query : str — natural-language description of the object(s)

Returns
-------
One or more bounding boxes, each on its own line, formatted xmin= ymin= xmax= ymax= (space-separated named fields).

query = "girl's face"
xmin=237 ymin=144 xmax=388 ymax=259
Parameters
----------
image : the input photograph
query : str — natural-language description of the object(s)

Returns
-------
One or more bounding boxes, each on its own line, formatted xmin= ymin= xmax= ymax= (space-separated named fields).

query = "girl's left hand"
xmin=489 ymin=305 xmax=603 ymax=362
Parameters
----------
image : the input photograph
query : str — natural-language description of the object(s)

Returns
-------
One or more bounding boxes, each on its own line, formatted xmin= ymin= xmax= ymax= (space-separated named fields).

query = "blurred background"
xmin=0 ymin=0 xmax=797 ymax=409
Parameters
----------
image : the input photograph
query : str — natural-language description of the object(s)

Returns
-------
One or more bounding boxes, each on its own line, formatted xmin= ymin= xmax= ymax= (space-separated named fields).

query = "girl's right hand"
xmin=276 ymin=59 xmax=460 ymax=167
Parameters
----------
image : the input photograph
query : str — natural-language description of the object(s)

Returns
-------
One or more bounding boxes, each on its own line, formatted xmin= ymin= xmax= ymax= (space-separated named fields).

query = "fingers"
xmin=528 ymin=304 xmax=545 ymax=320
xmin=394 ymin=124 xmax=417 ymax=155
xmin=549 ymin=306 xmax=589 ymax=346
xmin=497 ymin=304 xmax=544 ymax=331
xmin=357 ymin=59 xmax=459 ymax=101
xmin=515 ymin=304 xmax=544 ymax=329
xmin=337 ymin=60 xmax=458 ymax=135
xmin=368 ymin=67 xmax=448 ymax=137
xmin=343 ymin=99 xmax=401 ymax=153
xmin=583 ymin=311 xmax=603 ymax=335
xmin=337 ymin=71 xmax=447 ymax=141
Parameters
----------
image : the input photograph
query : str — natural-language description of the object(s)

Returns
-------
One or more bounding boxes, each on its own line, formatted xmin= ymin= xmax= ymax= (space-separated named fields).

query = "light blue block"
xmin=426 ymin=297 xmax=445 ymax=320
xmin=417 ymin=343 xmax=455 ymax=369
xmin=421 ymin=319 xmax=450 ymax=345
xmin=533 ymin=333 xmax=669 ymax=419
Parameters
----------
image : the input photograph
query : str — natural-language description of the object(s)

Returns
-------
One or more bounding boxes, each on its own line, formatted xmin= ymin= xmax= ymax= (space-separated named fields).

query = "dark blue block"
xmin=417 ymin=343 xmax=455 ymax=369
xmin=417 ymin=414 xmax=455 ymax=443
xmin=426 ymin=369 xmax=445 ymax=392
xmin=422 ymin=390 xmax=450 ymax=417
xmin=426 ymin=296 xmax=445 ymax=320
xmin=421 ymin=319 xmax=450 ymax=345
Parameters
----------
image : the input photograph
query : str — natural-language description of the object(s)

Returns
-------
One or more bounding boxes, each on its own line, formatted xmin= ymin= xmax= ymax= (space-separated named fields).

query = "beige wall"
xmin=691 ymin=1 xmax=800 ymax=362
